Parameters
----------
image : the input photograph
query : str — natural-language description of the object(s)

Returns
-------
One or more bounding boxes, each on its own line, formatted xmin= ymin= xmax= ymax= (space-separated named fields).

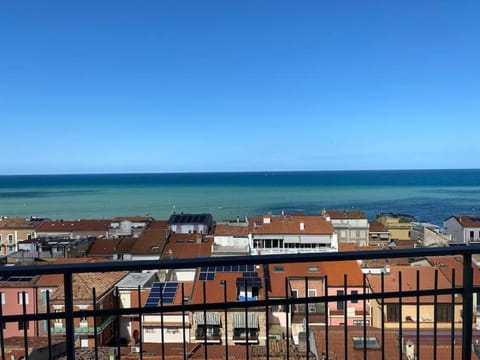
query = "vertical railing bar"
xmin=181 ymin=283 xmax=187 ymax=360
xmin=305 ymin=276 xmax=310 ymax=359
xmin=46 ymin=290 xmax=52 ymax=360
xmin=137 ymin=285 xmax=143 ymax=360
xmin=433 ymin=270 xmax=438 ymax=360
xmin=450 ymin=268 xmax=456 ymax=360
xmin=223 ymin=281 xmax=228 ymax=360
xmin=64 ymin=272 xmax=75 ymax=360
xmin=93 ymin=287 xmax=98 ymax=360
xmin=115 ymin=286 xmax=121 ymax=360
xmin=265 ymin=278 xmax=270 ymax=360
xmin=324 ymin=275 xmax=329 ymax=360
xmin=363 ymin=274 xmax=367 ymax=360
xmin=344 ymin=274 xmax=348 ymax=360
xmin=22 ymin=291 xmax=28 ymax=360
xmin=398 ymin=271 xmax=403 ymax=360
xmin=416 ymin=270 xmax=420 ymax=360
xmin=244 ymin=277 xmax=249 ymax=360
xmin=285 ymin=276 xmax=290 ymax=360
xmin=462 ymin=251 xmax=473 ymax=360
xmin=203 ymin=281 xmax=208 ymax=359
xmin=160 ymin=284 xmax=165 ymax=360
xmin=381 ymin=272 xmax=385 ymax=360
xmin=0 ymin=292 xmax=5 ymax=360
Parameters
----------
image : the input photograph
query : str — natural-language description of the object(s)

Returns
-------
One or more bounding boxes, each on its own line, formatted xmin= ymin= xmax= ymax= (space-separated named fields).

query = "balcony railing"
xmin=0 ymin=246 xmax=479 ymax=359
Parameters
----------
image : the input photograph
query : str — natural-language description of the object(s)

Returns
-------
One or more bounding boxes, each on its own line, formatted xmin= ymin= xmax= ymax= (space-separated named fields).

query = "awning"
xmin=196 ymin=312 xmax=221 ymax=325
xmin=233 ymin=313 xmax=259 ymax=329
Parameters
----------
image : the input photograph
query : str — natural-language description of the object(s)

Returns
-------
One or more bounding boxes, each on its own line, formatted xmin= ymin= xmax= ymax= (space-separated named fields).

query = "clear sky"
xmin=1 ymin=1 xmax=479 ymax=174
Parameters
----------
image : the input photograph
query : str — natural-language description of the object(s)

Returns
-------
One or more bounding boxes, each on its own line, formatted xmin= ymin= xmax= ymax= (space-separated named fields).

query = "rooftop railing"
xmin=0 ymin=246 xmax=479 ymax=359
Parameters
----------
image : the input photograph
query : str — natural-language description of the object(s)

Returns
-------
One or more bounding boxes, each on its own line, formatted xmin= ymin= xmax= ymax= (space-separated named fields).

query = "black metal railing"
xmin=0 ymin=246 xmax=479 ymax=359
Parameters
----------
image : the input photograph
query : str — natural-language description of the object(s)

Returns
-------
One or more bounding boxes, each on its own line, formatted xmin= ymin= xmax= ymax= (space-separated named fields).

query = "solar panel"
xmin=206 ymin=273 xmax=215 ymax=280
xmin=144 ymin=282 xmax=178 ymax=306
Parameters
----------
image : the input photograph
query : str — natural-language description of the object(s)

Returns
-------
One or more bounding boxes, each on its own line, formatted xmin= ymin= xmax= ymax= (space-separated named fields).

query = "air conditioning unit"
xmin=131 ymin=346 xmax=140 ymax=353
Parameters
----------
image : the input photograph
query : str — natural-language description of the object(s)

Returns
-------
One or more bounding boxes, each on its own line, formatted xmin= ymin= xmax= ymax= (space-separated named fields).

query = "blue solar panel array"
xmin=198 ymin=264 xmax=255 ymax=281
xmin=145 ymin=282 xmax=178 ymax=307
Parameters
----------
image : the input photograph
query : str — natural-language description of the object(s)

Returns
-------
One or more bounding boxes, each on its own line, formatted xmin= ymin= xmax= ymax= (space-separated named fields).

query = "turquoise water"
xmin=0 ymin=170 xmax=479 ymax=225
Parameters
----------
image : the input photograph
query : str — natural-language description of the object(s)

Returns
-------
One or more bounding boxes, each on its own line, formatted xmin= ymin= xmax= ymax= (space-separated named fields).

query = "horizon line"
xmin=0 ymin=167 xmax=479 ymax=177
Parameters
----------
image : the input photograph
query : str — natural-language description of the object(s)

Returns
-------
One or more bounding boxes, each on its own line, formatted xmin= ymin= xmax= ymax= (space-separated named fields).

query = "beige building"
xmin=376 ymin=213 xmax=413 ymax=241
xmin=367 ymin=266 xmax=462 ymax=330
xmin=0 ymin=217 xmax=43 ymax=255
xmin=324 ymin=210 xmax=369 ymax=247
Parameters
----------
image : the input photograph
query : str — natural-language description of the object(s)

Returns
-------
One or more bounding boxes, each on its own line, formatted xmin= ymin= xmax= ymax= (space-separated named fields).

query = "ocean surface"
xmin=0 ymin=170 xmax=479 ymax=226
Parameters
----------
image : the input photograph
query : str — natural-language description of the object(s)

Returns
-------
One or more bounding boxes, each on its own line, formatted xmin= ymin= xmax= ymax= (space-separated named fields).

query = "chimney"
xmin=300 ymin=222 xmax=305 ymax=231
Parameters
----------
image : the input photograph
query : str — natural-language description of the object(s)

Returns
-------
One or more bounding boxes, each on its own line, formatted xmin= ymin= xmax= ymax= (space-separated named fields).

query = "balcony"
xmin=0 ymin=246 xmax=479 ymax=359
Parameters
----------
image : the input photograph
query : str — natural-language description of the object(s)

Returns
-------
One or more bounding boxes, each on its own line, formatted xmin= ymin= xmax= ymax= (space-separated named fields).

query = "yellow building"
xmin=376 ymin=213 xmax=413 ymax=241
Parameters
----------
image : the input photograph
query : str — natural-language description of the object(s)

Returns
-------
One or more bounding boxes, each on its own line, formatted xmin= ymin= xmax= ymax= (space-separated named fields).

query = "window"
xmin=0 ymin=292 xmax=5 ymax=305
xmin=387 ymin=304 xmax=400 ymax=322
xmin=307 ymin=266 xmax=319 ymax=272
xmin=352 ymin=336 xmax=380 ymax=349
xmin=8 ymin=246 xmax=14 ymax=252
xmin=470 ymin=231 xmax=475 ymax=240
xmin=308 ymin=289 xmax=317 ymax=297
xmin=18 ymin=292 xmax=29 ymax=305
xmin=18 ymin=321 xmax=29 ymax=331
xmin=8 ymin=234 xmax=14 ymax=244
xmin=353 ymin=320 xmax=370 ymax=326
xmin=337 ymin=290 xmax=344 ymax=310
xmin=436 ymin=304 xmax=453 ymax=322
xmin=273 ymin=266 xmax=284 ymax=273
xmin=291 ymin=290 xmax=298 ymax=298
xmin=351 ymin=290 xmax=359 ymax=304
xmin=54 ymin=310 xmax=63 ymax=325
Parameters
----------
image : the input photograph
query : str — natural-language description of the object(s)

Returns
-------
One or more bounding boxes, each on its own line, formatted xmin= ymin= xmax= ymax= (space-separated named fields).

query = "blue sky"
xmin=1 ymin=1 xmax=479 ymax=174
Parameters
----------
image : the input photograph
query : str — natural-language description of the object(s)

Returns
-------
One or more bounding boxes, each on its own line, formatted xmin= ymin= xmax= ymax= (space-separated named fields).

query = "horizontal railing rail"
xmin=0 ymin=245 xmax=479 ymax=360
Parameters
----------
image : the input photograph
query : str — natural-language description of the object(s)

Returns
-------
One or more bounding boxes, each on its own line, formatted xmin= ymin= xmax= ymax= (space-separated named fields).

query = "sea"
xmin=0 ymin=169 xmax=479 ymax=226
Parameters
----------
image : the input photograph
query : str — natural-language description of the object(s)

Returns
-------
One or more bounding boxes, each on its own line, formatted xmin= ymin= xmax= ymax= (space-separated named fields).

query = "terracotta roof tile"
xmin=162 ymin=235 xmax=213 ymax=259
xmin=249 ymin=214 xmax=334 ymax=235
xmin=369 ymin=221 xmax=387 ymax=232
xmin=450 ymin=214 xmax=480 ymax=228
xmin=0 ymin=217 xmax=44 ymax=229
xmin=51 ymin=271 xmax=127 ymax=302
xmin=312 ymin=326 xmax=400 ymax=360
xmin=129 ymin=220 xmax=169 ymax=255
xmin=214 ymin=223 xmax=249 ymax=236
xmin=87 ymin=238 xmax=122 ymax=256
xmin=36 ymin=219 xmax=112 ymax=232
xmin=367 ymin=265 xmax=460 ymax=303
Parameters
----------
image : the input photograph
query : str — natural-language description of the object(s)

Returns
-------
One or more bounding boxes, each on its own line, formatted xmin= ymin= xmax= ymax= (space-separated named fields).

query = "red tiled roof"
xmin=450 ymin=215 xmax=480 ymax=228
xmin=214 ymin=223 xmax=249 ymax=236
xmin=367 ymin=265 xmax=461 ymax=303
xmin=162 ymin=235 xmax=213 ymax=259
xmin=369 ymin=221 xmax=387 ymax=232
xmin=129 ymin=220 xmax=169 ymax=255
xmin=249 ymin=214 xmax=334 ymax=235
xmin=36 ymin=219 xmax=112 ymax=232
xmin=312 ymin=326 xmax=400 ymax=360
xmin=320 ymin=260 xmax=364 ymax=286
xmin=0 ymin=217 xmax=44 ymax=229
xmin=87 ymin=238 xmax=122 ymax=256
